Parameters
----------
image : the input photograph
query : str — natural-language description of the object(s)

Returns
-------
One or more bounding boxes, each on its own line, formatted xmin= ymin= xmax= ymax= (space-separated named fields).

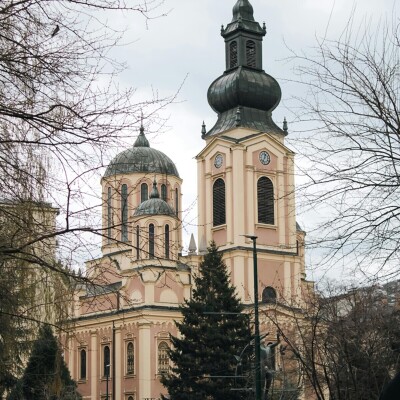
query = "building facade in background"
xmin=64 ymin=1 xmax=314 ymax=399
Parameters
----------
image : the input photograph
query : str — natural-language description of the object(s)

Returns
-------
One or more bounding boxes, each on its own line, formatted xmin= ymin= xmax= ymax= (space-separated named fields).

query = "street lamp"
xmin=243 ymin=234 xmax=262 ymax=400
xmin=105 ymin=363 xmax=110 ymax=400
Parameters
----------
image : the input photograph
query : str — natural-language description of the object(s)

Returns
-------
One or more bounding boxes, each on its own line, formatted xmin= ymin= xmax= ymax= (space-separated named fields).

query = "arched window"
xmin=161 ymin=184 xmax=167 ymax=201
xmin=165 ymin=224 xmax=170 ymax=259
xmin=127 ymin=342 xmax=134 ymax=375
xmin=136 ymin=225 xmax=140 ymax=260
xmin=158 ymin=342 xmax=169 ymax=374
xmin=213 ymin=178 xmax=226 ymax=226
xmin=257 ymin=177 xmax=274 ymax=224
xmin=121 ymin=184 xmax=128 ymax=242
xmin=246 ymin=40 xmax=256 ymax=68
xmin=175 ymin=188 xmax=179 ymax=216
xmin=149 ymin=224 xmax=155 ymax=259
xmin=141 ymin=183 xmax=148 ymax=203
xmin=262 ymin=286 xmax=277 ymax=303
xmin=128 ymin=397 xmax=134 ymax=400
xmin=230 ymin=41 xmax=238 ymax=68
xmin=80 ymin=349 xmax=86 ymax=380
xmin=107 ymin=187 xmax=112 ymax=240
xmin=103 ymin=345 xmax=110 ymax=377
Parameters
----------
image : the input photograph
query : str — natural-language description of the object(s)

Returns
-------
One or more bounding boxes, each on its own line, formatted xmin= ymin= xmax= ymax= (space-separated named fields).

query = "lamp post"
xmin=106 ymin=363 xmax=110 ymax=400
xmin=244 ymin=235 xmax=262 ymax=400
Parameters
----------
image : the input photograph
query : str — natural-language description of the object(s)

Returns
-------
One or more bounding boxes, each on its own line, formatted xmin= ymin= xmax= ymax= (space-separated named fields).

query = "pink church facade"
xmin=64 ymin=1 xmax=314 ymax=399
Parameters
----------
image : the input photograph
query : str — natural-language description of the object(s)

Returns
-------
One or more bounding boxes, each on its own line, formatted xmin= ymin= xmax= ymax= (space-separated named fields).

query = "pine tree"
xmin=161 ymin=242 xmax=252 ymax=400
xmin=7 ymin=325 xmax=81 ymax=400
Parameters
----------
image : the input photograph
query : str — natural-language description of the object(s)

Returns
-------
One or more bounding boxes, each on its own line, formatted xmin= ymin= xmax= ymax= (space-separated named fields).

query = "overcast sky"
xmin=102 ymin=0 xmax=398 ymax=281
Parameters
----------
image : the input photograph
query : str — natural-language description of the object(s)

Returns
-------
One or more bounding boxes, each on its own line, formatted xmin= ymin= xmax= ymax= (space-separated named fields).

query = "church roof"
xmin=204 ymin=0 xmax=285 ymax=138
xmin=104 ymin=126 xmax=180 ymax=178
xmin=134 ymin=180 xmax=176 ymax=217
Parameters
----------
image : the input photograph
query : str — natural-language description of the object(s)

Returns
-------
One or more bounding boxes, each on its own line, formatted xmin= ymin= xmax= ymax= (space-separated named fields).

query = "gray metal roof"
xmin=208 ymin=67 xmax=281 ymax=114
xmin=205 ymin=107 xmax=285 ymax=137
xmin=104 ymin=127 xmax=179 ymax=178
xmin=222 ymin=0 xmax=265 ymax=37
xmin=134 ymin=181 xmax=176 ymax=217
xmin=204 ymin=0 xmax=283 ymax=138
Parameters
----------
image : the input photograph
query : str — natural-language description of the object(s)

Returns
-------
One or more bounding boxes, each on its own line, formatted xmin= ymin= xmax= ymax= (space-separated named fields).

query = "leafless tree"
xmin=266 ymin=283 xmax=400 ymax=400
xmin=0 ymin=0 xmax=174 ymax=393
xmin=288 ymin=13 xmax=400 ymax=280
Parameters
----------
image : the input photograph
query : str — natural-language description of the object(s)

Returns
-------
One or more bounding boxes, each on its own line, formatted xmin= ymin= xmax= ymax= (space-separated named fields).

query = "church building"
xmin=64 ymin=1 xmax=313 ymax=399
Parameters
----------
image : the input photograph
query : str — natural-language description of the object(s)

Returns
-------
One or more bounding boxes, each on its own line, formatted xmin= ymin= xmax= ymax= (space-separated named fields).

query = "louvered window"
xmin=246 ymin=40 xmax=256 ymax=68
xmin=230 ymin=41 xmax=238 ymax=68
xmin=141 ymin=183 xmax=148 ymax=203
xmin=161 ymin=184 xmax=167 ymax=201
xmin=165 ymin=224 xmax=170 ymax=259
xmin=121 ymin=184 xmax=128 ymax=242
xmin=80 ymin=349 xmax=86 ymax=380
xmin=258 ymin=177 xmax=274 ymax=224
xmin=213 ymin=178 xmax=226 ymax=226
xmin=149 ymin=224 xmax=155 ymax=259
xmin=127 ymin=342 xmax=134 ymax=374
xmin=103 ymin=346 xmax=110 ymax=377
xmin=107 ymin=187 xmax=112 ymax=241
xmin=158 ymin=342 xmax=169 ymax=374
xmin=136 ymin=225 xmax=140 ymax=259
xmin=262 ymin=286 xmax=277 ymax=303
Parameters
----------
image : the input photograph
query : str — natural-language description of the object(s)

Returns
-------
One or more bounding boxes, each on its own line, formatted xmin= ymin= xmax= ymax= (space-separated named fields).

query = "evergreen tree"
xmin=8 ymin=325 xmax=81 ymax=400
xmin=162 ymin=242 xmax=252 ymax=400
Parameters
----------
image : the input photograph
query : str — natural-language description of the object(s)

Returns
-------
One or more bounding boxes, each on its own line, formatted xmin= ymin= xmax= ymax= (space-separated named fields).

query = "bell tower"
xmin=197 ymin=0 xmax=307 ymax=306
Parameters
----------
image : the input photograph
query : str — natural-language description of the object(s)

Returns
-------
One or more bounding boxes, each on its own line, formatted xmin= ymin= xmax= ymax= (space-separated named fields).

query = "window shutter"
xmin=230 ymin=41 xmax=238 ymax=68
xmin=213 ymin=178 xmax=226 ymax=226
xmin=246 ymin=40 xmax=256 ymax=68
xmin=257 ymin=177 xmax=274 ymax=224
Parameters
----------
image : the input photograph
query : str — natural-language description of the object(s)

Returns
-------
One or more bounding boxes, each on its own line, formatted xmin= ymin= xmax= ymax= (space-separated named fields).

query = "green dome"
xmin=104 ymin=127 xmax=179 ymax=178
xmin=208 ymin=67 xmax=281 ymax=114
xmin=134 ymin=181 xmax=176 ymax=217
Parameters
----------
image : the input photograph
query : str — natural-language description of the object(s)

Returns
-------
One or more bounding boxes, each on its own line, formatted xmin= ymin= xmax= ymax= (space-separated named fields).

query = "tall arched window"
xmin=165 ymin=224 xmax=170 ymax=259
xmin=141 ymin=183 xmax=148 ymax=203
xmin=127 ymin=342 xmax=134 ymax=375
xmin=103 ymin=345 xmax=110 ymax=377
xmin=213 ymin=178 xmax=226 ymax=226
xmin=175 ymin=188 xmax=179 ymax=216
xmin=158 ymin=342 xmax=169 ymax=374
xmin=136 ymin=225 xmax=140 ymax=259
xmin=128 ymin=397 xmax=134 ymax=400
xmin=161 ymin=184 xmax=167 ymax=201
xmin=149 ymin=224 xmax=155 ymax=259
xmin=262 ymin=286 xmax=277 ymax=303
xmin=107 ymin=187 xmax=112 ymax=240
xmin=80 ymin=349 xmax=86 ymax=380
xmin=257 ymin=177 xmax=274 ymax=224
xmin=246 ymin=40 xmax=256 ymax=68
xmin=230 ymin=41 xmax=238 ymax=68
xmin=121 ymin=184 xmax=128 ymax=242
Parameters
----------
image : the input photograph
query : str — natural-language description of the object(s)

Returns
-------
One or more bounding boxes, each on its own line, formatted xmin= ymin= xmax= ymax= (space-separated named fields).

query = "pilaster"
xmin=138 ymin=322 xmax=152 ymax=399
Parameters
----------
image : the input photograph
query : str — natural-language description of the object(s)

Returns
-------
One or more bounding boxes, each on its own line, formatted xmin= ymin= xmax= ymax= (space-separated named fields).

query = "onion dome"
xmin=232 ymin=0 xmax=254 ymax=21
xmin=104 ymin=126 xmax=179 ymax=178
xmin=134 ymin=180 xmax=176 ymax=217
xmin=204 ymin=0 xmax=285 ymax=138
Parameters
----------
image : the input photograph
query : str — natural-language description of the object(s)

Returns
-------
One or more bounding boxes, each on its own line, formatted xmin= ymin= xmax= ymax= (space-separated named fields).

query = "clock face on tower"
xmin=214 ymin=154 xmax=223 ymax=168
xmin=259 ymin=150 xmax=270 ymax=165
